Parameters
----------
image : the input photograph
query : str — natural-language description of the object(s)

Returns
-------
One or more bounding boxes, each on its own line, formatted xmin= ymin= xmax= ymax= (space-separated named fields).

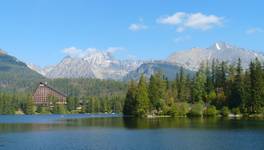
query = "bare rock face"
xmin=28 ymin=42 xmax=264 ymax=80
xmin=41 ymin=51 xmax=143 ymax=80
xmin=123 ymin=61 xmax=194 ymax=81
xmin=167 ymin=42 xmax=264 ymax=70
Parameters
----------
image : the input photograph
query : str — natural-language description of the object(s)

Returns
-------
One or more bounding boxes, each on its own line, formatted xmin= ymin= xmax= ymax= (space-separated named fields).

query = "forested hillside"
xmin=48 ymin=78 xmax=128 ymax=98
xmin=0 ymin=51 xmax=45 ymax=92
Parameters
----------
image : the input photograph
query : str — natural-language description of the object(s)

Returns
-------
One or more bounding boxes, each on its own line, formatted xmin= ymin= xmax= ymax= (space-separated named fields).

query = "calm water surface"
xmin=0 ymin=114 xmax=263 ymax=150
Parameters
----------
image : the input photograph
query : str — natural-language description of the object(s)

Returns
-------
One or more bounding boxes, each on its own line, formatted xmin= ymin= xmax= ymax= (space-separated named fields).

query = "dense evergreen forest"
xmin=1 ymin=58 xmax=264 ymax=117
xmin=0 ymin=79 xmax=127 ymax=114
xmin=123 ymin=58 xmax=264 ymax=117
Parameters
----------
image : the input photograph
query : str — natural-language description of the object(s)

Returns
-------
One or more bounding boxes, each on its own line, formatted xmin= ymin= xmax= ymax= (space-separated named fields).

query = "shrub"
xmin=261 ymin=107 xmax=264 ymax=114
xmin=53 ymin=104 xmax=67 ymax=114
xmin=161 ymin=105 xmax=170 ymax=115
xmin=221 ymin=106 xmax=230 ymax=117
xmin=204 ymin=106 xmax=218 ymax=117
xmin=167 ymin=104 xmax=178 ymax=117
xmin=231 ymin=107 xmax=241 ymax=115
xmin=177 ymin=102 xmax=190 ymax=116
xmin=255 ymin=107 xmax=264 ymax=114
xmin=189 ymin=103 xmax=204 ymax=117
xmin=36 ymin=106 xmax=51 ymax=114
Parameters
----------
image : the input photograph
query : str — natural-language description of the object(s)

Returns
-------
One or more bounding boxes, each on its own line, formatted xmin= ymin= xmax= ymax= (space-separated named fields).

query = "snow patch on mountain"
xmin=28 ymin=41 xmax=264 ymax=80
xmin=38 ymin=50 xmax=143 ymax=80
xmin=167 ymin=42 xmax=264 ymax=70
xmin=215 ymin=43 xmax=221 ymax=50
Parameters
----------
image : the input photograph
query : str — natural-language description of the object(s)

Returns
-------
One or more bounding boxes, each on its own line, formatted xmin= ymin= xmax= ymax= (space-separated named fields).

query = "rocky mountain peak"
xmin=82 ymin=50 xmax=114 ymax=66
xmin=27 ymin=41 xmax=264 ymax=80
xmin=168 ymin=42 xmax=264 ymax=70
xmin=209 ymin=41 xmax=234 ymax=50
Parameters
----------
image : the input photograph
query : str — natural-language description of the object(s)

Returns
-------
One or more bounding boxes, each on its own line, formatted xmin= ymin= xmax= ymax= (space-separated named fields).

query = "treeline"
xmin=123 ymin=58 xmax=264 ymax=117
xmin=0 ymin=93 xmax=34 ymax=114
xmin=48 ymin=78 xmax=127 ymax=98
xmin=0 ymin=78 xmax=127 ymax=114
xmin=0 ymin=93 xmax=124 ymax=115
xmin=2 ymin=58 xmax=264 ymax=116
xmin=66 ymin=96 xmax=124 ymax=114
xmin=0 ymin=78 xmax=127 ymax=98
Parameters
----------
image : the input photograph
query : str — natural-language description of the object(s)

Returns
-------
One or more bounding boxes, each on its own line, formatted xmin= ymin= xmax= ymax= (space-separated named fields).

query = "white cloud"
xmin=185 ymin=13 xmax=222 ymax=30
xmin=246 ymin=27 xmax=264 ymax=34
xmin=158 ymin=12 xmax=223 ymax=32
xmin=128 ymin=23 xmax=148 ymax=31
xmin=174 ymin=35 xmax=191 ymax=43
xmin=63 ymin=47 xmax=82 ymax=57
xmin=157 ymin=12 xmax=186 ymax=25
xmin=62 ymin=47 xmax=123 ymax=57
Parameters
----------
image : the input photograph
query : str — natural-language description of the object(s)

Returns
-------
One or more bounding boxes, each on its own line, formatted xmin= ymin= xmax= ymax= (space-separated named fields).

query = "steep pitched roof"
xmin=39 ymin=82 xmax=67 ymax=97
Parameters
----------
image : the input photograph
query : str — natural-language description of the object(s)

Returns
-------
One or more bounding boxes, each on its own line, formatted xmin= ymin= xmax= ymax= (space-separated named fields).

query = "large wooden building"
xmin=33 ymin=82 xmax=67 ymax=106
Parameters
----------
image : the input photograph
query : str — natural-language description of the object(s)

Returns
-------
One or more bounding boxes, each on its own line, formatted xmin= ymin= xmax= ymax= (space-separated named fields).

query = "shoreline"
xmin=4 ymin=112 xmax=263 ymax=119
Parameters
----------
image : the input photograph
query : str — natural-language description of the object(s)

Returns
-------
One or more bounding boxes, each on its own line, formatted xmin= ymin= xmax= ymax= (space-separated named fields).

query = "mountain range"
xmin=167 ymin=42 xmax=264 ymax=70
xmin=27 ymin=41 xmax=264 ymax=80
xmin=0 ymin=41 xmax=263 ymax=84
xmin=40 ymin=51 xmax=144 ymax=80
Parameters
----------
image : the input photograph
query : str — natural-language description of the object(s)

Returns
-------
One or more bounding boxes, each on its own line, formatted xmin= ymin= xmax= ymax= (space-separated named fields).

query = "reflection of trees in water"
xmin=0 ymin=123 xmax=69 ymax=134
xmin=122 ymin=117 xmax=264 ymax=130
xmin=0 ymin=117 xmax=264 ymax=134
xmin=63 ymin=117 xmax=124 ymax=128
xmin=122 ymin=117 xmax=195 ymax=129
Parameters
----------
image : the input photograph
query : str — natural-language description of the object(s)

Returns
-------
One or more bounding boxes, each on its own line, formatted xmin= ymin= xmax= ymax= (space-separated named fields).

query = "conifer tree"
xmin=192 ymin=69 xmax=206 ymax=102
xmin=123 ymin=80 xmax=137 ymax=115
xmin=229 ymin=58 xmax=243 ymax=108
xmin=148 ymin=72 xmax=166 ymax=111
xmin=25 ymin=94 xmax=34 ymax=115
xmin=175 ymin=67 xmax=190 ymax=102
xmin=205 ymin=61 xmax=214 ymax=94
xmin=249 ymin=58 xmax=264 ymax=113
xmin=135 ymin=75 xmax=150 ymax=117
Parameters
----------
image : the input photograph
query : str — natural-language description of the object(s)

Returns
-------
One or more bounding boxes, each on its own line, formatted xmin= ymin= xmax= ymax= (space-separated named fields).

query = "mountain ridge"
xmin=43 ymin=51 xmax=144 ymax=80
xmin=27 ymin=41 xmax=264 ymax=80
xmin=0 ymin=50 xmax=44 ymax=92
xmin=167 ymin=41 xmax=264 ymax=70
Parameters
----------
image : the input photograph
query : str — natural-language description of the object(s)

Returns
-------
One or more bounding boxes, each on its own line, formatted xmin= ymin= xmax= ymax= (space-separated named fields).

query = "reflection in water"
xmin=122 ymin=117 xmax=264 ymax=130
xmin=0 ymin=115 xmax=264 ymax=134
xmin=0 ymin=115 xmax=264 ymax=150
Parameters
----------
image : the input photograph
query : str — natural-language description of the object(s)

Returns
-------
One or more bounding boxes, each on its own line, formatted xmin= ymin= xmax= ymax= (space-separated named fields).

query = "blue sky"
xmin=0 ymin=0 xmax=263 ymax=67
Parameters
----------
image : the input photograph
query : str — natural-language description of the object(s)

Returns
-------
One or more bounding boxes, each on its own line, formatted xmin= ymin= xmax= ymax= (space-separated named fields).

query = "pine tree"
xmin=205 ymin=61 xmax=214 ymax=94
xmin=229 ymin=58 xmax=243 ymax=109
xmin=192 ymin=69 xmax=206 ymax=102
xmin=249 ymin=58 xmax=264 ymax=113
xmin=215 ymin=61 xmax=227 ymax=89
xmin=175 ymin=67 xmax=190 ymax=102
xmin=123 ymin=80 xmax=137 ymax=115
xmin=148 ymin=72 xmax=166 ymax=111
xmin=211 ymin=59 xmax=217 ymax=87
xmin=25 ymin=94 xmax=34 ymax=115
xmin=135 ymin=75 xmax=150 ymax=117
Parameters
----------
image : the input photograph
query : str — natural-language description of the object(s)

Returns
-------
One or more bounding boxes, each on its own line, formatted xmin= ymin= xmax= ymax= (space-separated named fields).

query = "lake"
xmin=0 ymin=114 xmax=263 ymax=150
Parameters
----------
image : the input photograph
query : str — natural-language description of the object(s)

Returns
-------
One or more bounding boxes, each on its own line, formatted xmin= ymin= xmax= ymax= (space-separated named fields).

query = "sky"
xmin=0 ymin=0 xmax=263 ymax=67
